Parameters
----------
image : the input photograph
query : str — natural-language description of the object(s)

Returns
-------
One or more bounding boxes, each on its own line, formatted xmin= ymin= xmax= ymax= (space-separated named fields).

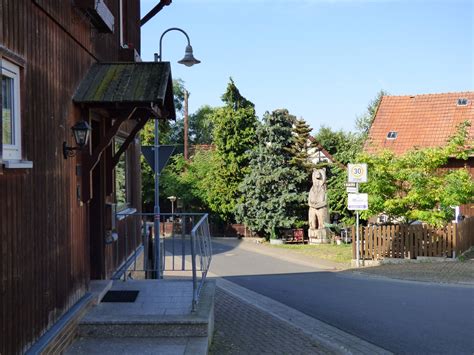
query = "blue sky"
xmin=140 ymin=0 xmax=473 ymax=133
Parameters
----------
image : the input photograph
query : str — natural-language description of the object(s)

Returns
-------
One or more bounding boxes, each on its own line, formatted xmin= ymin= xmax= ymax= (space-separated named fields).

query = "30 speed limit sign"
xmin=348 ymin=163 xmax=368 ymax=183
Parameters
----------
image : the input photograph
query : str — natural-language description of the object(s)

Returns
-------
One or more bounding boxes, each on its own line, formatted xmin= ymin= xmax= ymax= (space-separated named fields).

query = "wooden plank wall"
xmin=0 ymin=1 xmax=141 ymax=353
xmin=456 ymin=217 xmax=474 ymax=256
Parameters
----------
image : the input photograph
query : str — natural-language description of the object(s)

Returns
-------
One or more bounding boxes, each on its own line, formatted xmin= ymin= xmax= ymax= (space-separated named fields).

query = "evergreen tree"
xmin=288 ymin=118 xmax=313 ymax=170
xmin=207 ymin=78 xmax=258 ymax=221
xmin=236 ymin=109 xmax=306 ymax=239
xmin=355 ymin=89 xmax=387 ymax=136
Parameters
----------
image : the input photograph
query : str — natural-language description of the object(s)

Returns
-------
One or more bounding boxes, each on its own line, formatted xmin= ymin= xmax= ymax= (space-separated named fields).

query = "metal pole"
xmin=190 ymin=224 xmax=198 ymax=311
xmin=356 ymin=183 xmax=360 ymax=267
xmin=356 ymin=211 xmax=360 ymax=267
xmin=153 ymin=117 xmax=162 ymax=278
xmin=184 ymin=90 xmax=189 ymax=160
xmin=157 ymin=27 xmax=192 ymax=62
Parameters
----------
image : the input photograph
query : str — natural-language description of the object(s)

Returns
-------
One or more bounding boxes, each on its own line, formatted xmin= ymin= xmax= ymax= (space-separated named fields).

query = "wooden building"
xmin=0 ymin=1 xmax=174 ymax=353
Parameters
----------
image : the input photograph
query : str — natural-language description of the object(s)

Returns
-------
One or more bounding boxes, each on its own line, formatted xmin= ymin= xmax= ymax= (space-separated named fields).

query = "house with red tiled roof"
xmin=308 ymin=136 xmax=336 ymax=165
xmin=365 ymin=91 xmax=474 ymax=216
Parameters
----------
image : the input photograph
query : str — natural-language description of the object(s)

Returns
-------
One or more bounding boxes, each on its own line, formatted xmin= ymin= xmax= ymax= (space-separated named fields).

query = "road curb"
xmin=347 ymin=270 xmax=474 ymax=288
xmin=215 ymin=277 xmax=392 ymax=355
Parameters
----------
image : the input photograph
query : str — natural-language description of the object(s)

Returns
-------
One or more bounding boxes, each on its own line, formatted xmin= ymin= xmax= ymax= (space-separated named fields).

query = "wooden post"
xmin=452 ymin=223 xmax=457 ymax=258
xmin=395 ymin=224 xmax=400 ymax=258
xmin=184 ymin=90 xmax=189 ymax=160
xmin=366 ymin=226 xmax=372 ymax=260
xmin=352 ymin=226 xmax=356 ymax=259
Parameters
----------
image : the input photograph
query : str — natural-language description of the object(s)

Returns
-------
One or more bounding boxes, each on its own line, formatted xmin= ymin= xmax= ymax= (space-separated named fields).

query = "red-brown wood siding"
xmin=0 ymin=1 xmax=142 ymax=353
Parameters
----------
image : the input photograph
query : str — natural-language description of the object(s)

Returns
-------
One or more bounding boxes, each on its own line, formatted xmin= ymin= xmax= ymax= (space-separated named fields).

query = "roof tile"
xmin=365 ymin=92 xmax=474 ymax=155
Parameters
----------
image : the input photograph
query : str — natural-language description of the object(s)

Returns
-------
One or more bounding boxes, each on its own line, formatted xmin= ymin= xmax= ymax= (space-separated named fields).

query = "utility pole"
xmin=184 ymin=90 xmax=189 ymax=160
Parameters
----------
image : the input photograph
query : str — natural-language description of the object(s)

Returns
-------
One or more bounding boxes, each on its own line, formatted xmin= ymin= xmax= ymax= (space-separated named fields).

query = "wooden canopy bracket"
xmin=82 ymin=108 xmax=136 ymax=203
xmin=111 ymin=116 xmax=150 ymax=170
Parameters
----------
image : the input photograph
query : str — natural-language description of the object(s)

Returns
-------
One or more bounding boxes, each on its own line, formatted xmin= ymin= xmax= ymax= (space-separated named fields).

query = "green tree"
xmin=355 ymin=89 xmax=387 ymax=135
xmin=208 ymin=78 xmax=258 ymax=221
xmin=314 ymin=126 xmax=347 ymax=157
xmin=236 ymin=109 xmax=307 ymax=239
xmin=189 ymin=105 xmax=216 ymax=144
xmin=173 ymin=78 xmax=186 ymax=113
xmin=359 ymin=121 xmax=474 ymax=226
xmin=288 ymin=117 xmax=313 ymax=170
xmin=287 ymin=117 xmax=315 ymax=225
xmin=160 ymin=150 xmax=219 ymax=211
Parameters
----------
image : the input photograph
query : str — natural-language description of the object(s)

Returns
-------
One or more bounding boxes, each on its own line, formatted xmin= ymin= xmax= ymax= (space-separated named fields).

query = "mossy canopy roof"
xmin=73 ymin=62 xmax=175 ymax=119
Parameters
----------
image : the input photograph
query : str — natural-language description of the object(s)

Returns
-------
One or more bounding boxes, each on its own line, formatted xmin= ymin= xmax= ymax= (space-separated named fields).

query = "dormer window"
xmin=386 ymin=131 xmax=398 ymax=139
xmin=457 ymin=98 xmax=468 ymax=106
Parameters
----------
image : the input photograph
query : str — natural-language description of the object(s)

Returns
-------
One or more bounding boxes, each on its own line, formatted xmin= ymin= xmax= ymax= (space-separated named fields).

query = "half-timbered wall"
xmin=0 ymin=1 xmax=141 ymax=353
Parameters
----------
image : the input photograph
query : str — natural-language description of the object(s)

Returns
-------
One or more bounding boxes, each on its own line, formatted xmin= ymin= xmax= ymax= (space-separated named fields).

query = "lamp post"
xmin=168 ymin=195 xmax=177 ymax=215
xmin=152 ymin=27 xmax=200 ymax=279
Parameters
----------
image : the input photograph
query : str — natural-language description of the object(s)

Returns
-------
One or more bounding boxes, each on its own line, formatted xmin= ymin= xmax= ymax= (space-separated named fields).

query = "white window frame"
xmin=2 ymin=59 xmax=22 ymax=161
xmin=114 ymin=136 xmax=131 ymax=211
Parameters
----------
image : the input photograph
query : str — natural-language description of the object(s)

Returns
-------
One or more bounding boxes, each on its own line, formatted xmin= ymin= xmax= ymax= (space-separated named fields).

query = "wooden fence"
xmin=352 ymin=217 xmax=474 ymax=260
xmin=209 ymin=223 xmax=257 ymax=238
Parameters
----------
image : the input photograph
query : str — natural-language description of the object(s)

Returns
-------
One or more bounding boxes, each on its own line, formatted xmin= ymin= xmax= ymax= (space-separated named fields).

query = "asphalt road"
xmin=209 ymin=239 xmax=474 ymax=355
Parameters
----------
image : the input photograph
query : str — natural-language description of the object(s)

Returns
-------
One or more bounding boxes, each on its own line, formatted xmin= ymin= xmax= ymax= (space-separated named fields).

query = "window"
xmin=2 ymin=59 xmax=21 ymax=160
xmin=386 ymin=131 xmax=398 ymax=139
xmin=114 ymin=138 xmax=130 ymax=211
xmin=457 ymin=98 xmax=468 ymax=106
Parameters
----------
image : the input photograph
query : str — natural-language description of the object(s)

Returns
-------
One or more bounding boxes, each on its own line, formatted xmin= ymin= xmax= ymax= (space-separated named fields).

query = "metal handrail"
xmin=112 ymin=211 xmax=212 ymax=311
xmin=190 ymin=213 xmax=212 ymax=310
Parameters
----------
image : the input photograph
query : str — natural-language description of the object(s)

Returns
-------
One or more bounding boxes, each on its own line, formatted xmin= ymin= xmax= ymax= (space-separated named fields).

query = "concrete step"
xmin=77 ymin=280 xmax=215 ymax=340
xmin=65 ymin=336 xmax=208 ymax=355
xmin=78 ymin=315 xmax=211 ymax=338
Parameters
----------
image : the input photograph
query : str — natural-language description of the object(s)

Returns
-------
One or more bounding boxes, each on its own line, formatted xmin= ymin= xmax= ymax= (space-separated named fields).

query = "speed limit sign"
xmin=348 ymin=163 xmax=368 ymax=183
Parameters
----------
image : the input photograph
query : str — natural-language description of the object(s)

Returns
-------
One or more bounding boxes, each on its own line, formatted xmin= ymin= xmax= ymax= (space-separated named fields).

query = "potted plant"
xmin=292 ymin=220 xmax=307 ymax=243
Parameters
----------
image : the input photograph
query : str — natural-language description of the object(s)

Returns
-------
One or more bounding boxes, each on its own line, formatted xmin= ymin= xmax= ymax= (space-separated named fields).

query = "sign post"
xmin=142 ymin=145 xmax=175 ymax=279
xmin=356 ymin=198 xmax=359 ymax=268
xmin=347 ymin=163 xmax=368 ymax=267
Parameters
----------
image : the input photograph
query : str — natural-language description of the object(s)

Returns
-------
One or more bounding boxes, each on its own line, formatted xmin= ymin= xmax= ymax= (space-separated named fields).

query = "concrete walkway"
xmin=210 ymin=278 xmax=390 ymax=355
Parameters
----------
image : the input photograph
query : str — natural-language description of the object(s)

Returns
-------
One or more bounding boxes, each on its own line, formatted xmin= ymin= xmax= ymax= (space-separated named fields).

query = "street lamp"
xmin=168 ymin=195 xmax=177 ymax=215
xmin=154 ymin=27 xmax=201 ymax=66
xmin=152 ymin=28 xmax=200 ymax=278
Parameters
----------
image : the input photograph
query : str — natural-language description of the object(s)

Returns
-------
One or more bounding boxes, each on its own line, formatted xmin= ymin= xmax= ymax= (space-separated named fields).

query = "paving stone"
xmin=209 ymin=288 xmax=332 ymax=355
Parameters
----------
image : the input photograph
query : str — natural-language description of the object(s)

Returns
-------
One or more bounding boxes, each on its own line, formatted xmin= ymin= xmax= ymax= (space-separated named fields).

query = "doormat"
xmin=101 ymin=290 xmax=139 ymax=303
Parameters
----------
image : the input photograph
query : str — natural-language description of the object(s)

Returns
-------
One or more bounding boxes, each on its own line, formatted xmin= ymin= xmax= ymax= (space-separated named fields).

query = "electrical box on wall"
xmin=75 ymin=0 xmax=115 ymax=33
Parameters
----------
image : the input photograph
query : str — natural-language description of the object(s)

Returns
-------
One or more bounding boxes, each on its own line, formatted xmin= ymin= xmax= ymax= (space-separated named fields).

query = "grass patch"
xmin=270 ymin=243 xmax=352 ymax=264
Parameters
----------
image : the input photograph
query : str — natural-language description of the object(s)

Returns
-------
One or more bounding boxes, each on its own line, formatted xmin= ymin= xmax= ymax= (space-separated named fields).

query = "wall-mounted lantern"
xmin=63 ymin=120 xmax=91 ymax=159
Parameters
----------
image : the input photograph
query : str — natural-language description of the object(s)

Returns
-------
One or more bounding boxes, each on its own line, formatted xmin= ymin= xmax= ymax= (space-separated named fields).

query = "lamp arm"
xmin=157 ymin=27 xmax=192 ymax=62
